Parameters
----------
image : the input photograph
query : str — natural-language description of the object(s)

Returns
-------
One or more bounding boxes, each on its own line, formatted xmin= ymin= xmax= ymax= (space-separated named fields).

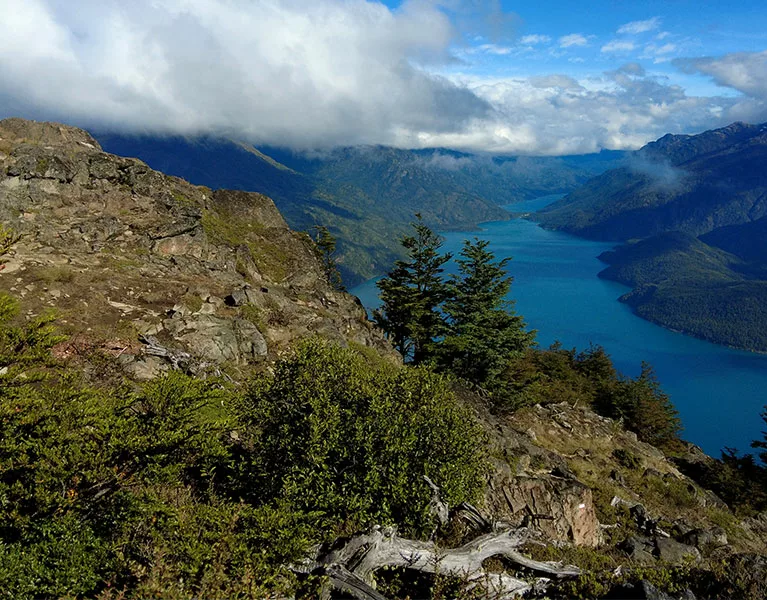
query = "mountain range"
xmin=95 ymin=133 xmax=624 ymax=285
xmin=537 ymin=122 xmax=767 ymax=351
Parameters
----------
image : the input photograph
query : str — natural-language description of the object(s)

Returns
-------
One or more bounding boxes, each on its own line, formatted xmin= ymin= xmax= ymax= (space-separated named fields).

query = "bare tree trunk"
xmin=306 ymin=525 xmax=580 ymax=599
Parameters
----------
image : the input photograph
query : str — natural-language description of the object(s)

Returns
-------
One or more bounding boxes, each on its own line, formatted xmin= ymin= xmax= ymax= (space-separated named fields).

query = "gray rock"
xmin=643 ymin=468 xmax=664 ymax=479
xmin=610 ymin=469 xmax=625 ymax=484
xmin=121 ymin=356 xmax=167 ymax=381
xmin=622 ymin=536 xmax=656 ymax=564
xmin=680 ymin=527 xmax=728 ymax=550
xmin=603 ymin=580 xmax=695 ymax=600
xmin=167 ymin=314 xmax=267 ymax=363
xmin=225 ymin=288 xmax=249 ymax=307
xmin=655 ymin=537 xmax=701 ymax=563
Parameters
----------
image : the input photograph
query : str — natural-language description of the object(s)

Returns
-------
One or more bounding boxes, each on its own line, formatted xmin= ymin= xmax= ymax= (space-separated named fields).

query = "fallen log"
xmin=309 ymin=525 xmax=580 ymax=599
xmin=297 ymin=477 xmax=580 ymax=599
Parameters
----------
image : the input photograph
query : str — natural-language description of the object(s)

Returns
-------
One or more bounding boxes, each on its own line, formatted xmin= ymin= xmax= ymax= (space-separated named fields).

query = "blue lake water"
xmin=351 ymin=195 xmax=767 ymax=458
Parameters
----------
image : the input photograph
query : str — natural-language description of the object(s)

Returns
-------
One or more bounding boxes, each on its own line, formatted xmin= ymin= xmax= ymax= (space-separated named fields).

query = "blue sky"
xmin=1 ymin=0 xmax=766 ymax=154
xmin=432 ymin=0 xmax=767 ymax=93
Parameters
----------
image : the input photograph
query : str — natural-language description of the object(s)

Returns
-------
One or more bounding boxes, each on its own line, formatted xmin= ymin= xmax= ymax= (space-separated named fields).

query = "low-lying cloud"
xmin=626 ymin=155 xmax=688 ymax=191
xmin=1 ymin=1 xmax=766 ymax=155
xmin=0 ymin=0 xmax=490 ymax=148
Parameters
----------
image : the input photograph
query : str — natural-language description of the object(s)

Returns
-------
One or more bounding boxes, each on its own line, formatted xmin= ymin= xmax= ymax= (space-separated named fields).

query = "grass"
xmin=201 ymin=210 xmax=289 ymax=282
xmin=31 ymin=265 xmax=75 ymax=284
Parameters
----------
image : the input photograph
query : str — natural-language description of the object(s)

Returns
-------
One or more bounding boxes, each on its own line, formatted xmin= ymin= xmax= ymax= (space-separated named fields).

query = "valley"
xmin=353 ymin=198 xmax=767 ymax=459
xmin=95 ymin=133 xmax=623 ymax=286
xmin=537 ymin=122 xmax=767 ymax=351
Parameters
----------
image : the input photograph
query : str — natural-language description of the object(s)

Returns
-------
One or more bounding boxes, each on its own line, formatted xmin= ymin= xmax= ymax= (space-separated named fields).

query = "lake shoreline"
xmin=353 ymin=197 xmax=767 ymax=458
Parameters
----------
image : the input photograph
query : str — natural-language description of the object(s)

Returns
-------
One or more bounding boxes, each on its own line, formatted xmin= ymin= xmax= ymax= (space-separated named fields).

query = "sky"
xmin=1 ymin=0 xmax=766 ymax=155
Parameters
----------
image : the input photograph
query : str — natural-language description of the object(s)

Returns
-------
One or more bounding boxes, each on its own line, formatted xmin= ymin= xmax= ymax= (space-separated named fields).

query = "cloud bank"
xmin=1 ymin=1 xmax=766 ymax=154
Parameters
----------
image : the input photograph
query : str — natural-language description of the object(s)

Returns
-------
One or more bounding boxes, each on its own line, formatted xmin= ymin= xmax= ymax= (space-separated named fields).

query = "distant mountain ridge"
xmin=537 ymin=121 xmax=767 ymax=241
xmin=95 ymin=133 xmax=624 ymax=285
xmin=536 ymin=122 xmax=767 ymax=351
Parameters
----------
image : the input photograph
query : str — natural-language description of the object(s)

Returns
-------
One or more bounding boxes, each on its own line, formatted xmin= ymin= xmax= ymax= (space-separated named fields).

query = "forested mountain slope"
xmin=537 ymin=122 xmax=767 ymax=241
xmin=535 ymin=122 xmax=767 ymax=351
xmin=97 ymin=133 xmax=623 ymax=285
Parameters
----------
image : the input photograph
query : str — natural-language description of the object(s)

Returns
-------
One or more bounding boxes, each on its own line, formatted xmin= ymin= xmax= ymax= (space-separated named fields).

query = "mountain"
xmin=95 ymin=133 xmax=624 ymax=285
xmin=0 ymin=117 xmax=392 ymax=374
xmin=535 ymin=122 xmax=767 ymax=351
xmin=1 ymin=118 xmax=767 ymax=599
xmin=537 ymin=122 xmax=767 ymax=241
xmin=597 ymin=233 xmax=767 ymax=351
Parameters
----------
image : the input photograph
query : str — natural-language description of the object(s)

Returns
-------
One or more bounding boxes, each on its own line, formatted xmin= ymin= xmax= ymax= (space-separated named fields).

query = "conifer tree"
xmin=752 ymin=406 xmax=767 ymax=466
xmin=437 ymin=238 xmax=533 ymax=385
xmin=374 ymin=215 xmax=451 ymax=363
xmin=312 ymin=225 xmax=345 ymax=291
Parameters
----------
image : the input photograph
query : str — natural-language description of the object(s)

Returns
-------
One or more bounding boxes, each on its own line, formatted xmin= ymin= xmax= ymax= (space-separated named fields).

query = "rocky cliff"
xmin=0 ymin=118 xmax=392 ymax=378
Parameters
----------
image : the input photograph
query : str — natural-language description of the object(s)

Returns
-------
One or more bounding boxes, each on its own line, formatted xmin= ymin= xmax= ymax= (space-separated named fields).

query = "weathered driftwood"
xmin=455 ymin=501 xmax=493 ymax=532
xmin=298 ymin=477 xmax=580 ymax=599
xmin=424 ymin=475 xmax=449 ymax=529
xmin=139 ymin=334 xmax=192 ymax=369
xmin=308 ymin=526 xmax=580 ymax=599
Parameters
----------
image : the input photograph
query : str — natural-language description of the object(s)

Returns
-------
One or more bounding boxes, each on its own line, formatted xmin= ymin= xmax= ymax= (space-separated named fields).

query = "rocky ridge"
xmin=0 ymin=118 xmax=392 ymax=378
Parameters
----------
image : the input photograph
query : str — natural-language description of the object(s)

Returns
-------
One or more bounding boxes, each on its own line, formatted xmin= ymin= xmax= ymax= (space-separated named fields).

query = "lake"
xmin=351 ymin=195 xmax=767 ymax=458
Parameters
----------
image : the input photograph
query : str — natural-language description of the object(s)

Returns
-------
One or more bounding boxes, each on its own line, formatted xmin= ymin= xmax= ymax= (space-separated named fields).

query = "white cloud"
xmin=528 ymin=75 xmax=584 ymax=90
xmin=519 ymin=34 xmax=551 ymax=45
xmin=601 ymin=40 xmax=636 ymax=53
xmin=0 ymin=0 xmax=489 ymax=149
xmin=0 ymin=1 xmax=764 ymax=156
xmin=559 ymin=34 xmax=589 ymax=48
xmin=641 ymin=43 xmax=677 ymax=62
xmin=424 ymin=69 xmax=746 ymax=155
xmin=675 ymin=51 xmax=767 ymax=100
xmin=473 ymin=43 xmax=513 ymax=55
xmin=617 ymin=17 xmax=661 ymax=35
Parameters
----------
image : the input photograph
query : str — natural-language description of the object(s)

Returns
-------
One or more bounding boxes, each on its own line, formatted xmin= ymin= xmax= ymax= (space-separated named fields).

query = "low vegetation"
xmin=1 ymin=216 xmax=766 ymax=598
xmin=0 ymin=291 xmax=485 ymax=598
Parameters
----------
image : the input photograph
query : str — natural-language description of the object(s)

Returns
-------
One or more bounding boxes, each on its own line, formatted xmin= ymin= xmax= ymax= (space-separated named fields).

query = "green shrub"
xmin=236 ymin=338 xmax=487 ymax=537
xmin=613 ymin=448 xmax=642 ymax=470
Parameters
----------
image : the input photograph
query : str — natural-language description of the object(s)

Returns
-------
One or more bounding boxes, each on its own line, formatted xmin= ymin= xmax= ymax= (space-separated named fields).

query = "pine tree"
xmin=374 ymin=216 xmax=452 ymax=363
xmin=752 ymin=406 xmax=767 ymax=466
xmin=312 ymin=225 xmax=345 ymax=291
xmin=437 ymin=238 xmax=533 ymax=385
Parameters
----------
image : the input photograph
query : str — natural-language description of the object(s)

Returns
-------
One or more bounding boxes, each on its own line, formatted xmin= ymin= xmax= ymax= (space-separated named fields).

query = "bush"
xmin=501 ymin=344 xmax=681 ymax=451
xmin=236 ymin=339 xmax=488 ymax=537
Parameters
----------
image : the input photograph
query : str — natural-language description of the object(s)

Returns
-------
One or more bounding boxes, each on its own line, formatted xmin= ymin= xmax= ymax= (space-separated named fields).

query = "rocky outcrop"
xmin=496 ymin=476 xmax=600 ymax=547
xmin=0 ymin=118 xmax=393 ymax=374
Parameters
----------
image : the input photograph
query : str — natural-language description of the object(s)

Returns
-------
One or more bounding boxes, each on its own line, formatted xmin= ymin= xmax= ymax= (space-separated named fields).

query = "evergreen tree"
xmin=437 ymin=238 xmax=533 ymax=385
xmin=312 ymin=225 xmax=345 ymax=291
xmin=752 ymin=406 xmax=767 ymax=466
xmin=374 ymin=216 xmax=452 ymax=363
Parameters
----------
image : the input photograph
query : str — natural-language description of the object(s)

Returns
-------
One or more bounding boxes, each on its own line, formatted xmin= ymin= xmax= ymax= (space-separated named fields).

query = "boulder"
xmin=163 ymin=314 xmax=267 ymax=363
xmin=621 ymin=535 xmax=656 ymax=564
xmin=225 ymin=288 xmax=249 ymax=307
xmin=499 ymin=476 xmax=600 ymax=546
xmin=604 ymin=580 xmax=696 ymax=600
xmin=655 ymin=537 xmax=701 ymax=563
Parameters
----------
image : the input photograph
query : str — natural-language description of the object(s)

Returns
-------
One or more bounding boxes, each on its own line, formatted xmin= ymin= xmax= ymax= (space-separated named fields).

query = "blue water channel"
xmin=351 ymin=195 xmax=767 ymax=458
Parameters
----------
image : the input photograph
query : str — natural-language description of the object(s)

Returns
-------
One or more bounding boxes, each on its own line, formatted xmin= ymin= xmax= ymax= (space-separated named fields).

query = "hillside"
xmin=536 ymin=122 xmax=767 ymax=241
xmin=1 ymin=118 xmax=766 ymax=599
xmin=534 ymin=122 xmax=767 ymax=351
xmin=0 ymin=117 xmax=392 ymax=375
xmin=597 ymin=233 xmax=767 ymax=351
xmin=96 ymin=134 xmax=623 ymax=285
